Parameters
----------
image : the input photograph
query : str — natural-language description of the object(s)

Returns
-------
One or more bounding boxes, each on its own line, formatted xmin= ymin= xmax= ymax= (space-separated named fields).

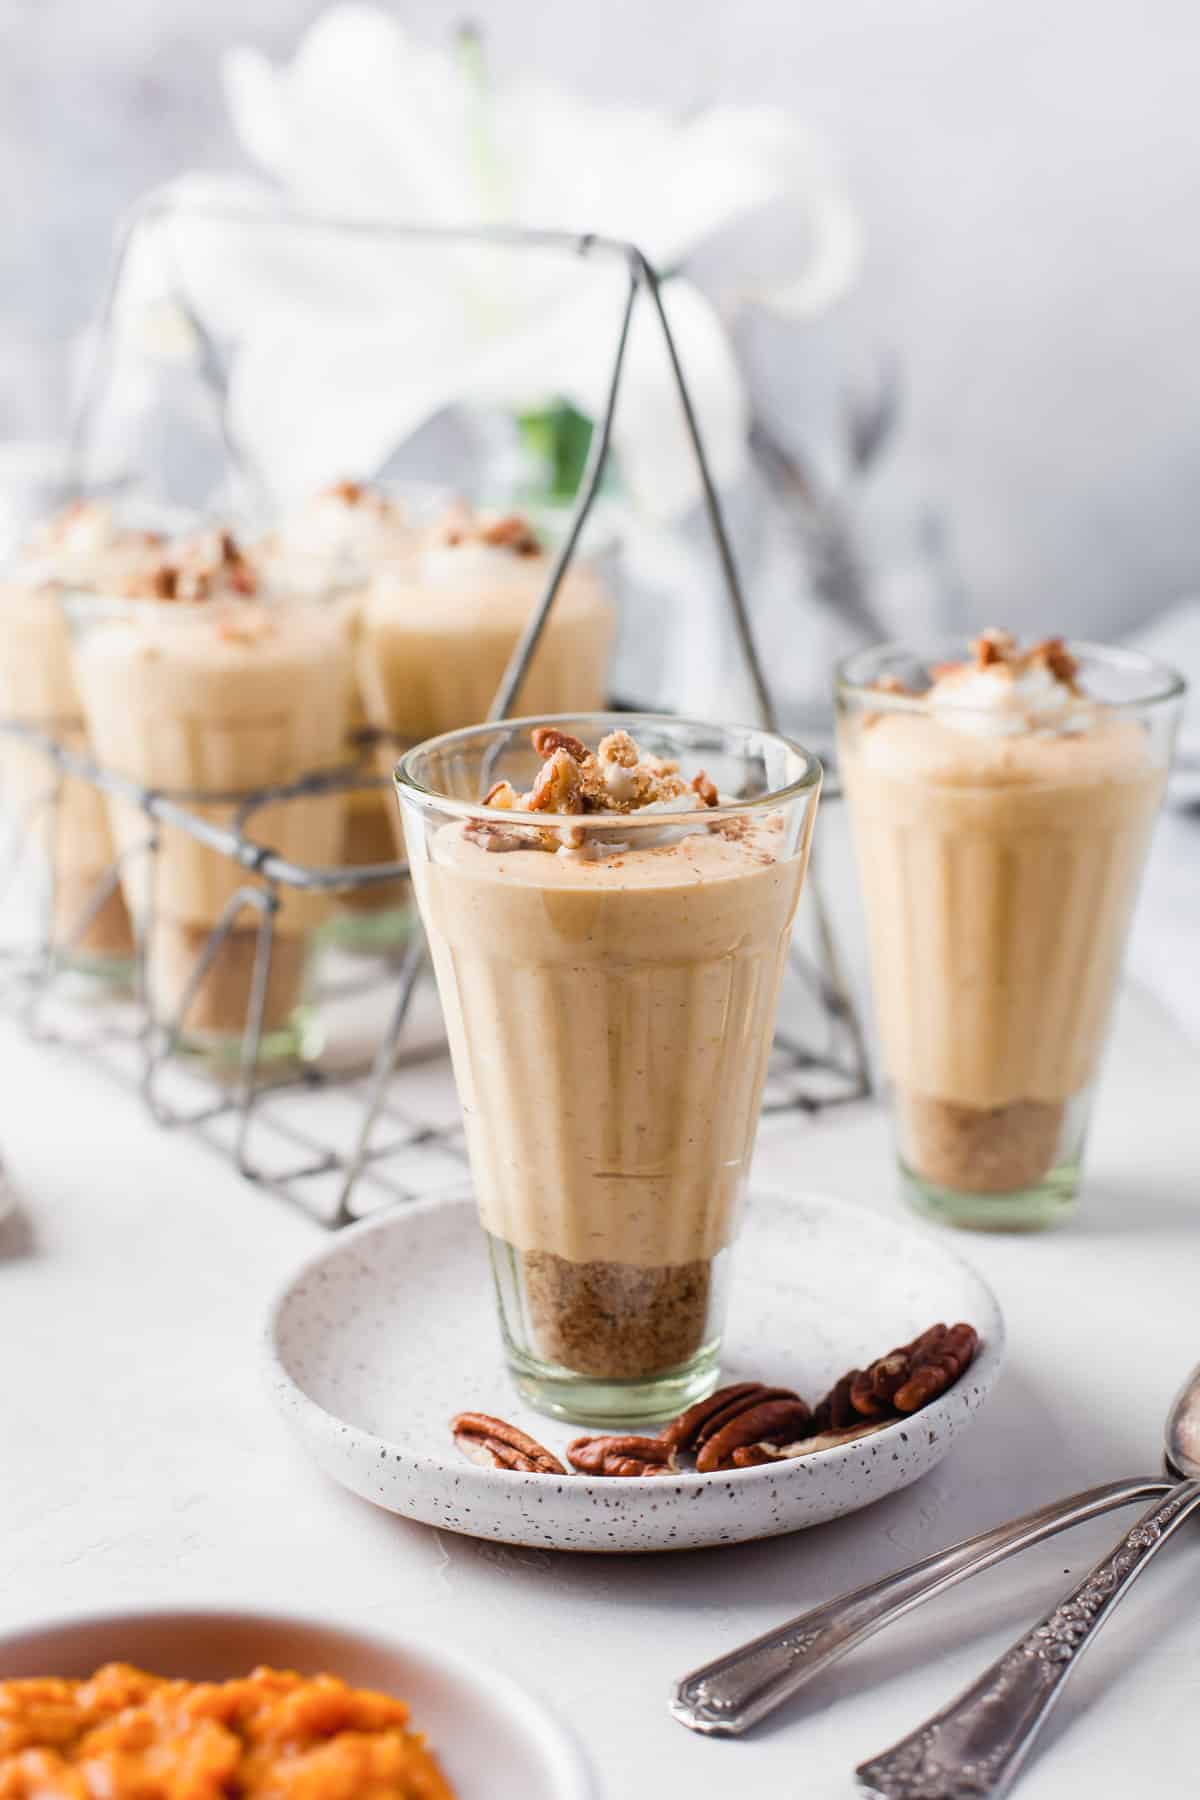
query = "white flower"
xmin=118 ymin=4 xmax=861 ymax=518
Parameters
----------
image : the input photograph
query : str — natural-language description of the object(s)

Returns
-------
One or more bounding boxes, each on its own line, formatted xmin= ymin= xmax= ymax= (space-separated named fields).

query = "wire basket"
xmin=0 ymin=199 xmax=869 ymax=1226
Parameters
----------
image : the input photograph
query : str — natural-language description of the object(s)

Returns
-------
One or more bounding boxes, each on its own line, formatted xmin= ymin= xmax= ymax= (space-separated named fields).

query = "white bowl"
xmin=267 ymin=1188 xmax=1005 ymax=1553
xmin=0 ymin=1607 xmax=594 ymax=1800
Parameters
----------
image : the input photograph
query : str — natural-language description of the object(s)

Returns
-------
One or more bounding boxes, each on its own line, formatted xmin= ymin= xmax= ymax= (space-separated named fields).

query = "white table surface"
xmin=2 ymin=976 xmax=1198 ymax=1800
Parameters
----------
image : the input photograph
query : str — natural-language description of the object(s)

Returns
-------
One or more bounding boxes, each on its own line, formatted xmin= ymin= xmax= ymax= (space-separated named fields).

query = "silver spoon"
xmin=855 ymin=1363 xmax=1200 ymax=1797
xmin=671 ymin=1372 xmax=1194 ymax=1739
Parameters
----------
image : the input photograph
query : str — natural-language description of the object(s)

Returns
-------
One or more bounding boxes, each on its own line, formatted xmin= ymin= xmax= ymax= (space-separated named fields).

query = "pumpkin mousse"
xmin=256 ymin=480 xmax=416 ymax=917
xmin=70 ymin=530 xmax=350 ymax=1049
xmin=0 ymin=502 xmax=167 ymax=964
xmin=359 ymin=503 xmax=613 ymax=767
xmin=402 ymin=723 xmax=815 ymax=1406
xmin=839 ymin=631 xmax=1169 ymax=1212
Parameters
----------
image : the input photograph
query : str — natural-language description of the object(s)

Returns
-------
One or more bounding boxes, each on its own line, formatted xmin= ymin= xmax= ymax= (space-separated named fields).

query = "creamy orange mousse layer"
xmin=0 ymin=1663 xmax=456 ymax=1799
xmin=359 ymin=504 xmax=613 ymax=757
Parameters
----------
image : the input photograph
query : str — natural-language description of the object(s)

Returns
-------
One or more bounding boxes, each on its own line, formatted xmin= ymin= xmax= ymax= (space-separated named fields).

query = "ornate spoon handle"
xmin=856 ymin=1479 xmax=1200 ymax=1799
xmin=670 ymin=1477 xmax=1167 ymax=1736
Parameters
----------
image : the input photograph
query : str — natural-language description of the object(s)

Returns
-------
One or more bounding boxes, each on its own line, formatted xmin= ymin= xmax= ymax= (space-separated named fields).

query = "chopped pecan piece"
xmin=690 ymin=770 xmax=719 ymax=808
xmin=483 ymin=779 xmax=520 ymax=809
xmin=480 ymin=511 xmax=541 ymax=555
xmin=528 ymin=748 xmax=583 ymax=814
xmin=450 ymin=1412 xmax=566 ymax=1475
xmin=1028 ymin=636 xmax=1079 ymax=688
xmin=567 ymin=1434 xmax=677 ymax=1477
xmin=531 ymin=726 xmax=589 ymax=763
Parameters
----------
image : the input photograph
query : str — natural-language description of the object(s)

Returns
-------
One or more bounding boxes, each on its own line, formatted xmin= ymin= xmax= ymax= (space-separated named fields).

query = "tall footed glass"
xmin=836 ymin=638 xmax=1184 ymax=1231
xmin=396 ymin=714 xmax=821 ymax=1425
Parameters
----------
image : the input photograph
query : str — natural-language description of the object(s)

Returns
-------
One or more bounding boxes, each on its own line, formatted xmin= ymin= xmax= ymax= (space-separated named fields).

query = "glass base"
xmin=53 ymin=951 xmax=137 ymax=991
xmin=507 ymin=1342 xmax=721 ymax=1428
xmin=170 ymin=1004 xmax=323 ymax=1073
xmin=487 ymin=1230 xmax=729 ymax=1426
xmin=900 ymin=1157 xmax=1080 ymax=1231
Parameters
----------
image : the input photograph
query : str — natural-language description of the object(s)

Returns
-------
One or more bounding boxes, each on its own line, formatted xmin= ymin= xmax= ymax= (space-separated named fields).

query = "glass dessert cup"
xmin=836 ymin=638 xmax=1184 ymax=1230
xmin=357 ymin=512 xmax=615 ymax=762
xmin=0 ymin=555 xmax=146 ymax=976
xmin=349 ymin=503 xmax=616 ymax=959
xmin=396 ymin=713 xmax=821 ymax=1424
xmin=66 ymin=590 xmax=352 ymax=1063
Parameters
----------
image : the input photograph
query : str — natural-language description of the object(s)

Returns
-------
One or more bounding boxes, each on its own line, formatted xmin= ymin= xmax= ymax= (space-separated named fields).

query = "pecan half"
xmin=659 ymin=1382 xmax=813 ymax=1472
xmin=810 ymin=1370 xmax=861 ymax=1434
xmin=567 ymin=1434 xmax=677 ymax=1477
xmin=528 ymin=748 xmax=583 ymax=814
xmin=893 ymin=1322 xmax=978 ymax=1411
xmin=690 ymin=770 xmax=719 ymax=808
xmin=696 ymin=1397 xmax=813 ymax=1473
xmin=975 ymin=628 xmax=1015 ymax=668
xmin=531 ymin=726 xmax=589 ymax=763
xmin=450 ymin=1413 xmax=566 ymax=1475
xmin=814 ymin=1323 xmax=979 ymax=1432
xmin=659 ymin=1382 xmax=769 ymax=1453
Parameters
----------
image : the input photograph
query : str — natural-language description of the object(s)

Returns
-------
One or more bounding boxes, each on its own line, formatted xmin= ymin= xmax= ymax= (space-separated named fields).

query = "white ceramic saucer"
xmin=266 ymin=1188 xmax=1004 ymax=1554
xmin=0 ymin=1608 xmax=594 ymax=1800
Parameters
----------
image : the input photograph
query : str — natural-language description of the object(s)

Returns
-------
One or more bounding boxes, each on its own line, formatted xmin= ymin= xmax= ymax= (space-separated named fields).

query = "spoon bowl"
xmin=1165 ymin=1362 xmax=1200 ymax=1479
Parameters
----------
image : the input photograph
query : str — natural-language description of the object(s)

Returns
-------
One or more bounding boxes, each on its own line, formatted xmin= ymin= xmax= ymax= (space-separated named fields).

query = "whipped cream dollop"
xmin=20 ymin=501 xmax=164 ymax=588
xmin=418 ymin=503 xmax=542 ymax=590
xmin=114 ymin=527 xmax=259 ymax=603
xmin=269 ymin=480 xmax=409 ymax=565
xmin=911 ymin=632 xmax=1090 ymax=738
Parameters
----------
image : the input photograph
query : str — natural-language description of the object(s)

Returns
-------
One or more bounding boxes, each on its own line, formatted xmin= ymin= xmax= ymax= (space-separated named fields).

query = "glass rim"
xmin=394 ymin=711 xmax=824 ymax=828
xmin=834 ymin=637 xmax=1187 ymax=715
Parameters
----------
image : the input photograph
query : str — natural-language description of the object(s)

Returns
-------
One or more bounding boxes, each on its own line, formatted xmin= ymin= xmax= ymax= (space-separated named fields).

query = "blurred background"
xmin=3 ymin=0 xmax=1200 ymax=658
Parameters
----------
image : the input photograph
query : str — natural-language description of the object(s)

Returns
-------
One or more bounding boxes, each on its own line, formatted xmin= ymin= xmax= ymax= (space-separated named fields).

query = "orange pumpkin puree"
xmin=0 ymin=1663 xmax=457 ymax=1799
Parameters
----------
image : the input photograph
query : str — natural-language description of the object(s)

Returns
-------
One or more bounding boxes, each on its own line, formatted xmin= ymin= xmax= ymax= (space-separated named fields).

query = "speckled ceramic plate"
xmin=266 ymin=1188 xmax=1004 ymax=1554
xmin=0 ymin=1608 xmax=594 ymax=1799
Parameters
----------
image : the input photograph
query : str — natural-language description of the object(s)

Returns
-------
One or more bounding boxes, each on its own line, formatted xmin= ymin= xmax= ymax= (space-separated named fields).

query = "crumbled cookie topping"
xmin=872 ymin=630 xmax=1080 ymax=699
xmin=429 ymin=500 xmax=541 ymax=558
xmin=118 ymin=529 xmax=259 ymax=603
xmin=465 ymin=725 xmax=719 ymax=853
